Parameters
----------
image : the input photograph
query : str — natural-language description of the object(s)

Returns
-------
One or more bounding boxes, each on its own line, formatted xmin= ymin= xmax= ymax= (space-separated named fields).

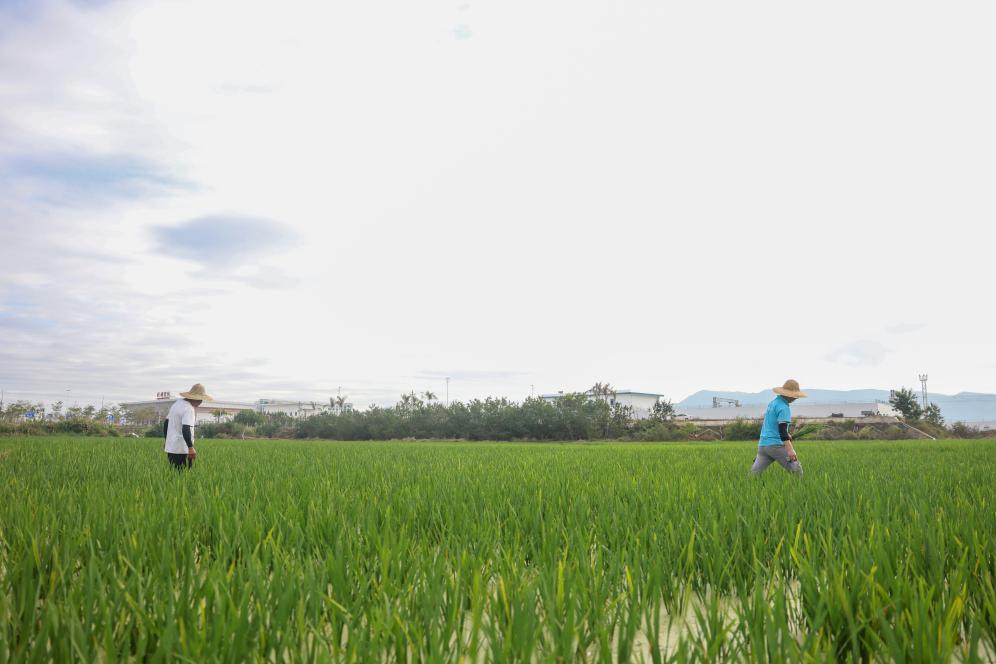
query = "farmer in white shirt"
xmin=163 ymin=383 xmax=213 ymax=469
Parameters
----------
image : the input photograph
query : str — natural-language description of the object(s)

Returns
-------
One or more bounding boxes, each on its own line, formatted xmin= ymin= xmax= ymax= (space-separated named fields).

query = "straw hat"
xmin=179 ymin=383 xmax=214 ymax=401
xmin=773 ymin=379 xmax=807 ymax=399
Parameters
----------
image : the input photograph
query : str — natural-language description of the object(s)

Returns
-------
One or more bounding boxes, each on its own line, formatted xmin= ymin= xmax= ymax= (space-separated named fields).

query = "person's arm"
xmin=778 ymin=422 xmax=798 ymax=461
xmin=181 ymin=403 xmax=197 ymax=458
xmin=182 ymin=425 xmax=196 ymax=457
xmin=163 ymin=419 xmax=169 ymax=440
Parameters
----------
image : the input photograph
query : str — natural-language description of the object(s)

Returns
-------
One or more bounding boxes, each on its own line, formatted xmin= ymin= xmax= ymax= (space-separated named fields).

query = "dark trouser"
xmin=167 ymin=452 xmax=193 ymax=470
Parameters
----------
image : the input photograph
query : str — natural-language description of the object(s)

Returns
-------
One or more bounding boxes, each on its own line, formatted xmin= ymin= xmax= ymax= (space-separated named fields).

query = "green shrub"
xmin=950 ymin=422 xmax=978 ymax=438
xmin=634 ymin=422 xmax=688 ymax=442
xmin=723 ymin=418 xmax=762 ymax=441
xmin=857 ymin=425 xmax=878 ymax=440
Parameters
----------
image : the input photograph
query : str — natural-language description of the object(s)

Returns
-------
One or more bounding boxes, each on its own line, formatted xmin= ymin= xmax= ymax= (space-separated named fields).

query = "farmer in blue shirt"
xmin=751 ymin=379 xmax=807 ymax=475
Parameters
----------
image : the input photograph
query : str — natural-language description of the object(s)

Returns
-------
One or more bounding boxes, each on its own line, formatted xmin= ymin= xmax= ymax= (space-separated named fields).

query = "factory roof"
xmin=677 ymin=402 xmax=899 ymax=421
xmin=540 ymin=390 xmax=666 ymax=399
xmin=119 ymin=399 xmax=256 ymax=410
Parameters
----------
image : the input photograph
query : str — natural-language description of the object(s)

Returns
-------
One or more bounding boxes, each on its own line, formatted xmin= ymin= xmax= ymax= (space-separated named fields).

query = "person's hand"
xmin=787 ymin=448 xmax=798 ymax=462
xmin=188 ymin=447 xmax=197 ymax=459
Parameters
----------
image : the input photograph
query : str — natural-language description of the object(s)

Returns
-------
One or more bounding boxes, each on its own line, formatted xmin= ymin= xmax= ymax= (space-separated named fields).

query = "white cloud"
xmin=885 ymin=322 xmax=927 ymax=335
xmin=826 ymin=340 xmax=891 ymax=368
xmin=1 ymin=0 xmax=995 ymax=408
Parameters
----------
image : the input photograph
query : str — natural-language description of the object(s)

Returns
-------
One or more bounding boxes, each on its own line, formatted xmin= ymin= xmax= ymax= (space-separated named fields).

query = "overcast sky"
xmin=1 ymin=0 xmax=993 ymax=408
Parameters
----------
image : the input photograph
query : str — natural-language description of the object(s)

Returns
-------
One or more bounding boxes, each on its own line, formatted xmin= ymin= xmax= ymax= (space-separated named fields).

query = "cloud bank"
xmin=1 ymin=0 xmax=994 ymax=409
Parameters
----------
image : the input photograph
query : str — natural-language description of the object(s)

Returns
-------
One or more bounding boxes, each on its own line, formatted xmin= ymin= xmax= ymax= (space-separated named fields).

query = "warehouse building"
xmin=676 ymin=401 xmax=899 ymax=424
xmin=119 ymin=392 xmax=333 ymax=424
xmin=256 ymin=399 xmax=330 ymax=417
xmin=540 ymin=390 xmax=667 ymax=419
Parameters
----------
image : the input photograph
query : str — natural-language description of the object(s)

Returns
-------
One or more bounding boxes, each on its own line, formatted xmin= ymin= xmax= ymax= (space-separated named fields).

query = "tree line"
xmin=193 ymin=390 xmax=688 ymax=441
xmin=3 ymin=384 xmax=992 ymax=441
xmin=0 ymin=399 xmax=123 ymax=435
xmin=186 ymin=385 xmax=993 ymax=442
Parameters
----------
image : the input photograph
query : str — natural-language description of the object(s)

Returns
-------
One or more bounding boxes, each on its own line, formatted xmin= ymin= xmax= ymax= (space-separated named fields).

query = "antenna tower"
xmin=918 ymin=374 xmax=929 ymax=410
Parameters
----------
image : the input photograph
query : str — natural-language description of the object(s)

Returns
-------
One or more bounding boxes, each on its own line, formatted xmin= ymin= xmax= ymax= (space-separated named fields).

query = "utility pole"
xmin=445 ymin=377 xmax=450 ymax=406
xmin=918 ymin=374 xmax=929 ymax=410
xmin=530 ymin=384 xmax=534 ymax=398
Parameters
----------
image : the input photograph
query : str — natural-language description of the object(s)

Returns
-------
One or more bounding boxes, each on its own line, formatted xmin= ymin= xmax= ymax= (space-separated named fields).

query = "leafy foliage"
xmin=889 ymin=387 xmax=923 ymax=421
xmin=126 ymin=396 xmax=996 ymax=442
xmin=647 ymin=399 xmax=676 ymax=423
xmin=0 ymin=399 xmax=123 ymax=436
xmin=722 ymin=418 xmax=762 ymax=441
xmin=923 ymin=402 xmax=945 ymax=426
xmin=236 ymin=393 xmax=648 ymax=441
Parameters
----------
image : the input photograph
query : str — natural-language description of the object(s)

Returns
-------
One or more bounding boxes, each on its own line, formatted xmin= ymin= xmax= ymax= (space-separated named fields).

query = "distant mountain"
xmin=677 ymin=389 xmax=996 ymax=424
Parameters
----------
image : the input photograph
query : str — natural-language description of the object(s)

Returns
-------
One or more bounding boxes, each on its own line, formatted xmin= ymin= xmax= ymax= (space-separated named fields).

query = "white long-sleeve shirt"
xmin=164 ymin=399 xmax=196 ymax=454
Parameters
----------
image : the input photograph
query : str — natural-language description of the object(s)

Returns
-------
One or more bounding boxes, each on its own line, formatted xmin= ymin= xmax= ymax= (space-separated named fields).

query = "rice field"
xmin=1 ymin=436 xmax=994 ymax=662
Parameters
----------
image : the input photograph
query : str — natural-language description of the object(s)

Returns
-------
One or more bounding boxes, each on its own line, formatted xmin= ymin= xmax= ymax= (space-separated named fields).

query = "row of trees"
xmin=3 ymin=384 xmax=991 ymax=441
xmin=182 ymin=384 xmax=992 ymax=442
xmin=0 ymin=400 xmax=129 ymax=436
xmin=0 ymin=400 xmax=126 ymax=423
xmin=888 ymin=387 xmax=945 ymax=426
xmin=191 ymin=388 xmax=683 ymax=442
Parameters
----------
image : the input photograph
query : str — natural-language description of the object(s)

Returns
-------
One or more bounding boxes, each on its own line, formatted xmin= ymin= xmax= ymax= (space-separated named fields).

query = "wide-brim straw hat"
xmin=179 ymin=383 xmax=214 ymax=401
xmin=773 ymin=379 xmax=807 ymax=399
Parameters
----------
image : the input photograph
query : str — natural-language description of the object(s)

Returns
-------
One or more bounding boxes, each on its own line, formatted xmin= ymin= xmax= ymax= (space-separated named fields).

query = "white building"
xmin=540 ymin=390 xmax=667 ymax=419
xmin=676 ymin=401 xmax=899 ymax=422
xmin=119 ymin=396 xmax=257 ymax=424
xmin=120 ymin=393 xmax=343 ymax=423
xmin=257 ymin=399 xmax=334 ymax=418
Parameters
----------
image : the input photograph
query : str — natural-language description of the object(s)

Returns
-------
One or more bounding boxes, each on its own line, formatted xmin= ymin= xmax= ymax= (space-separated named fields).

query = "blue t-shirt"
xmin=759 ymin=395 xmax=791 ymax=446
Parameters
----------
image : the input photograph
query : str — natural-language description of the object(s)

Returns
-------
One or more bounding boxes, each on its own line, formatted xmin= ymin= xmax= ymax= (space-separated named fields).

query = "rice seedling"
xmin=0 ymin=436 xmax=993 ymax=662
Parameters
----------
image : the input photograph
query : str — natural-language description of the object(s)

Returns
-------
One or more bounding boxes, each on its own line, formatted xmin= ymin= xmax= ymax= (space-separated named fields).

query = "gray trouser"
xmin=751 ymin=444 xmax=803 ymax=475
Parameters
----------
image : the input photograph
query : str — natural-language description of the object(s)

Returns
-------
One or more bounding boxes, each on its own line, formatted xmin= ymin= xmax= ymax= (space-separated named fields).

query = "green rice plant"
xmin=791 ymin=422 xmax=823 ymax=440
xmin=0 ymin=436 xmax=993 ymax=662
